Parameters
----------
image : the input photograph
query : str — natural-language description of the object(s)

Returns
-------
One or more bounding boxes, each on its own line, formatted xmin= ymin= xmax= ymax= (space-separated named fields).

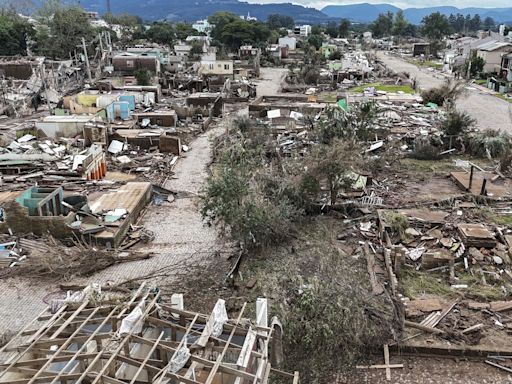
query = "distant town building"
xmin=294 ymin=25 xmax=311 ymax=37
xmin=240 ymin=13 xmax=257 ymax=21
xmin=192 ymin=20 xmax=212 ymax=34
xmin=278 ymin=36 xmax=297 ymax=51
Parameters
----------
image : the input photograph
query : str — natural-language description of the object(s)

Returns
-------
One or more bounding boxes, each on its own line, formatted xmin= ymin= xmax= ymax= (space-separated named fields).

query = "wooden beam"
xmin=202 ymin=303 xmax=247 ymax=384
xmin=26 ymin=306 xmax=100 ymax=384
xmin=129 ymin=331 xmax=165 ymax=384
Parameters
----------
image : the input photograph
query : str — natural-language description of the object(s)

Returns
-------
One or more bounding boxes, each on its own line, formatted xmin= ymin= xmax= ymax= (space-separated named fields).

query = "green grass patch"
xmin=319 ymin=92 xmax=337 ymax=103
xmin=474 ymin=207 xmax=512 ymax=227
xmin=401 ymin=268 xmax=454 ymax=299
xmin=349 ymin=82 xmax=415 ymax=94
xmin=496 ymin=93 xmax=512 ymax=104
xmin=475 ymin=79 xmax=487 ymax=85
xmin=401 ymin=268 xmax=506 ymax=301
xmin=406 ymin=58 xmax=443 ymax=70
xmin=398 ymin=158 xmax=460 ymax=174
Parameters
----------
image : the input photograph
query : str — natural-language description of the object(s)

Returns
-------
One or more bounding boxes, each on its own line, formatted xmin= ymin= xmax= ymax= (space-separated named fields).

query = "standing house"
xmin=192 ymin=19 xmax=211 ymax=33
xmin=412 ymin=43 xmax=430 ymax=57
xmin=278 ymin=36 xmax=297 ymax=51
xmin=198 ymin=60 xmax=234 ymax=77
xmin=476 ymin=41 xmax=512 ymax=73
xmin=174 ymin=43 xmax=192 ymax=59
xmin=112 ymin=53 xmax=161 ymax=75
xmin=239 ymin=45 xmax=260 ymax=59
xmin=501 ymin=53 xmax=512 ymax=82
xmin=294 ymin=25 xmax=311 ymax=37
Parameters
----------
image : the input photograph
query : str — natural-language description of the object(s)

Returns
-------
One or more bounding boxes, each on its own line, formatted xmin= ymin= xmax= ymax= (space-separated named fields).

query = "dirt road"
xmin=377 ymin=52 xmax=512 ymax=133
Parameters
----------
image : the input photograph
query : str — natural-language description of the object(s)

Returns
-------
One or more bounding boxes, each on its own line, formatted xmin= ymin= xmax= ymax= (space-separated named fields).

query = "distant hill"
xmin=77 ymin=0 xmax=329 ymax=23
xmin=322 ymin=3 xmax=512 ymax=24
xmin=322 ymin=3 xmax=400 ymax=21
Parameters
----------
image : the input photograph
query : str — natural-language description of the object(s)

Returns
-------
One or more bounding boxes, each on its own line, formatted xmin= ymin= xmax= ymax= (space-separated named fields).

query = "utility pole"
xmin=82 ymin=37 xmax=93 ymax=83
xmin=106 ymin=0 xmax=111 ymax=14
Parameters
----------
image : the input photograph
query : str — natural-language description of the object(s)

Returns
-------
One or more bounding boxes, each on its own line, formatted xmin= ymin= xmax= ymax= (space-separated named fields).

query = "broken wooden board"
xmin=450 ymin=171 xmax=509 ymax=198
xmin=457 ymin=223 xmax=497 ymax=248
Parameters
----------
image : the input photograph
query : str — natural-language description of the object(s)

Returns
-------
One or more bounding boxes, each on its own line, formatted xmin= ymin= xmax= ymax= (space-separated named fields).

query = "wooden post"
xmin=82 ymin=37 xmax=93 ymax=83
xmin=468 ymin=165 xmax=474 ymax=191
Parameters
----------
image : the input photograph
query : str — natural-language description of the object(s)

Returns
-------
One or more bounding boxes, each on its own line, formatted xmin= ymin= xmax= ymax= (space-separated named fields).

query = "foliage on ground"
xmin=201 ymin=112 xmax=375 ymax=250
xmin=246 ymin=219 xmax=401 ymax=383
xmin=468 ymin=129 xmax=511 ymax=158
xmin=421 ymin=80 xmax=465 ymax=107
xmin=441 ymin=110 xmax=475 ymax=137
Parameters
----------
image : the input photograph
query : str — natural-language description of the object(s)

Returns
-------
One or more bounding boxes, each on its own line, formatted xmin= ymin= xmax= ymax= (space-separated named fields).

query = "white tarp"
xmin=108 ymin=140 xmax=126 ymax=154
xmin=119 ymin=301 xmax=146 ymax=335
xmin=267 ymin=109 xmax=281 ymax=119
xmin=167 ymin=338 xmax=191 ymax=373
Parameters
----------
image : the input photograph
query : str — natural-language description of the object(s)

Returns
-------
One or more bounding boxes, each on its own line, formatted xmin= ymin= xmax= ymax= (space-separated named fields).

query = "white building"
xmin=294 ymin=25 xmax=311 ymax=37
xmin=278 ymin=36 xmax=297 ymax=51
xmin=192 ymin=20 xmax=211 ymax=34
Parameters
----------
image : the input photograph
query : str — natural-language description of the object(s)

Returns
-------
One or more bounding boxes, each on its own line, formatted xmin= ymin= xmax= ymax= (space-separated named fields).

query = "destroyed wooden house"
xmin=0 ymin=285 xmax=299 ymax=384
xmin=249 ymin=96 xmax=326 ymax=119
xmin=0 ymin=182 xmax=152 ymax=247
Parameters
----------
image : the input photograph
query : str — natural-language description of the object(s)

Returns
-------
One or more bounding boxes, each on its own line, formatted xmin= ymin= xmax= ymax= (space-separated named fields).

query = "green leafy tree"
xmin=134 ymin=69 xmax=151 ymax=86
xmin=266 ymin=14 xmax=294 ymax=30
xmin=371 ymin=12 xmax=393 ymax=38
xmin=307 ymin=34 xmax=323 ymax=50
xmin=145 ymin=22 xmax=175 ymax=45
xmin=464 ymin=54 xmax=485 ymax=77
xmin=103 ymin=13 xmax=144 ymax=44
xmin=325 ymin=21 xmax=338 ymax=38
xmin=0 ymin=10 xmax=35 ymax=55
xmin=189 ymin=41 xmax=204 ymax=60
xmin=311 ymin=25 xmax=323 ymax=35
xmin=483 ymin=16 xmax=495 ymax=30
xmin=469 ymin=14 xmax=481 ymax=31
xmin=174 ymin=22 xmax=196 ymax=41
xmin=35 ymin=2 xmax=93 ymax=59
xmin=208 ymin=12 xmax=239 ymax=41
xmin=218 ymin=19 xmax=271 ymax=50
xmin=338 ymin=19 xmax=350 ymax=38
xmin=420 ymin=12 xmax=451 ymax=56
xmin=393 ymin=10 xmax=408 ymax=38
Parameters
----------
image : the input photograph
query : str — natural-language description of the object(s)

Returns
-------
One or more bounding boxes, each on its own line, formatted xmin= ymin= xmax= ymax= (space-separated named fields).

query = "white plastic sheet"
xmin=119 ymin=301 xmax=146 ymax=335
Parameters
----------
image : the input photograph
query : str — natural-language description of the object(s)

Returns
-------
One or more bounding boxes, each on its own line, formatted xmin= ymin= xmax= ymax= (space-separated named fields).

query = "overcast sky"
xmin=245 ymin=0 xmax=512 ymax=9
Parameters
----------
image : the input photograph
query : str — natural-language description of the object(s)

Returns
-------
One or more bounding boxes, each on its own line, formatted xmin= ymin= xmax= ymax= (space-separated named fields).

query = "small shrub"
xmin=304 ymin=68 xmax=319 ymax=85
xmin=442 ymin=110 xmax=475 ymax=137
xmin=134 ymin=69 xmax=151 ymax=86
xmin=468 ymin=129 xmax=511 ymax=158
xmin=421 ymin=80 xmax=464 ymax=107
xmin=410 ymin=139 xmax=441 ymax=160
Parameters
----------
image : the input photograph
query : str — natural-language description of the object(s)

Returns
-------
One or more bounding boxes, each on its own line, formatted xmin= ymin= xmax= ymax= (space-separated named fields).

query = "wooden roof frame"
xmin=0 ymin=284 xmax=299 ymax=384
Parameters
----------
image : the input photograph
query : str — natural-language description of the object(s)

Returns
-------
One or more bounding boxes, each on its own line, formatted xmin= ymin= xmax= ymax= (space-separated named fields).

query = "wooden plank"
xmin=201 ymin=302 xmax=247 ymax=384
xmin=404 ymin=320 xmax=445 ymax=334
xmin=485 ymin=360 xmax=512 ymax=374
xmin=364 ymin=242 xmax=385 ymax=295
xmin=47 ymin=286 xmax=151 ymax=384
xmin=87 ymin=293 xmax=161 ymax=384
xmin=25 ymin=307 xmax=101 ymax=384
xmin=384 ymin=345 xmax=391 ymax=381
xmin=129 ymin=331 xmax=165 ymax=384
